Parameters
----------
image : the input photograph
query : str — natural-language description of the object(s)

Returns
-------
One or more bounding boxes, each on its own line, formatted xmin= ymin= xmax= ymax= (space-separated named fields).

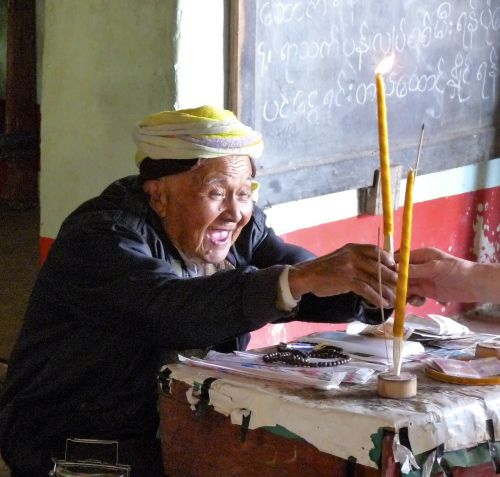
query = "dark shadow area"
xmin=0 ymin=204 xmax=38 ymax=477
xmin=0 ymin=203 xmax=39 ymax=362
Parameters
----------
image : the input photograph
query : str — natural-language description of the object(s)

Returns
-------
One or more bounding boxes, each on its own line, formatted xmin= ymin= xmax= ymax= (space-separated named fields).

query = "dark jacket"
xmin=0 ymin=176 xmax=381 ymax=467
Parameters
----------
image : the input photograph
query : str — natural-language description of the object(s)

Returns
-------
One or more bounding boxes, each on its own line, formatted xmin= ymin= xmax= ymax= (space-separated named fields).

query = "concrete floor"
xmin=0 ymin=204 xmax=40 ymax=477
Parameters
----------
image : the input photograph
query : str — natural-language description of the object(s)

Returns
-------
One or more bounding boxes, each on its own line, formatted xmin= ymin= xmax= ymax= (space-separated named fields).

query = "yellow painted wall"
xmin=40 ymin=0 xmax=179 ymax=238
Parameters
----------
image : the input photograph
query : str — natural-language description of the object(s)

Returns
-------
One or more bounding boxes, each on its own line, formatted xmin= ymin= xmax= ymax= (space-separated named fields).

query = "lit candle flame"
xmin=375 ymin=53 xmax=395 ymax=75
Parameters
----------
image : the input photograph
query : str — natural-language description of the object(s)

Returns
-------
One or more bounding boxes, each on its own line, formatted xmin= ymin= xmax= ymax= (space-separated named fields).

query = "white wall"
xmin=176 ymin=0 xmax=226 ymax=109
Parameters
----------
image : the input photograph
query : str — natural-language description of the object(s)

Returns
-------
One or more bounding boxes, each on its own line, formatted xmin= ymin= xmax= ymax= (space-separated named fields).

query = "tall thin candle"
xmin=375 ymin=54 xmax=395 ymax=254
xmin=393 ymin=168 xmax=415 ymax=375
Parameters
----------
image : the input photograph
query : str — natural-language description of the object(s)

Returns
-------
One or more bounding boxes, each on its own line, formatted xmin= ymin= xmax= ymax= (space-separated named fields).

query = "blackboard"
xmin=229 ymin=0 xmax=500 ymax=207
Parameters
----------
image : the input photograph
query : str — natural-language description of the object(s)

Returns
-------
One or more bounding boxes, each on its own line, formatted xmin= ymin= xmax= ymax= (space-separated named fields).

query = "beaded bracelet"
xmin=263 ymin=346 xmax=350 ymax=367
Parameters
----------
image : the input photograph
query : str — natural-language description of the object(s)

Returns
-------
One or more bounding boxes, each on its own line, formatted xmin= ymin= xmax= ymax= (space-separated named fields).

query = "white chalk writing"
xmin=255 ymin=0 xmax=500 ymax=125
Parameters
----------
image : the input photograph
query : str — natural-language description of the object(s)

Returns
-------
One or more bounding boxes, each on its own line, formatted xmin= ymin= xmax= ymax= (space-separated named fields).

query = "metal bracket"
xmin=157 ymin=367 xmax=172 ymax=395
xmin=346 ymin=455 xmax=357 ymax=477
xmin=359 ymin=165 xmax=402 ymax=216
xmin=194 ymin=377 xmax=218 ymax=419
xmin=486 ymin=419 xmax=500 ymax=473
xmin=435 ymin=443 xmax=453 ymax=477
xmin=240 ymin=411 xmax=252 ymax=442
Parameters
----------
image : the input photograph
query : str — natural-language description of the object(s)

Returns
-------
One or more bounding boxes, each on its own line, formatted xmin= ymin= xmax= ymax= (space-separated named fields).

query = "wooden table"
xmin=158 ymin=359 xmax=500 ymax=477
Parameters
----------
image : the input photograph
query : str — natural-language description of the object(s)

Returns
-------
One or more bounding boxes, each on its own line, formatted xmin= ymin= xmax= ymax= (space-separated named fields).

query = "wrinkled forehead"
xmin=140 ymin=155 xmax=256 ymax=185
xmin=163 ymin=156 xmax=254 ymax=190
xmin=193 ymin=156 xmax=254 ymax=180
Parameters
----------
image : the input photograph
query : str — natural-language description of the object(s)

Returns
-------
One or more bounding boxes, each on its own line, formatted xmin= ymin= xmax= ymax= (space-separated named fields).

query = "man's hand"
xmin=406 ymin=247 xmax=476 ymax=303
xmin=288 ymin=243 xmax=397 ymax=308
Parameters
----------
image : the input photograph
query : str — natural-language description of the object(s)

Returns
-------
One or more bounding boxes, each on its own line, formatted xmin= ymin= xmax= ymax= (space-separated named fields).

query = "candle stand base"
xmin=377 ymin=372 xmax=417 ymax=399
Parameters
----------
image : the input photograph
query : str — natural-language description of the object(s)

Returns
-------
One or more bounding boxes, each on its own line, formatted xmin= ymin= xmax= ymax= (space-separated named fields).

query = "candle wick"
xmin=414 ymin=124 xmax=425 ymax=176
xmin=376 ymin=227 xmax=391 ymax=366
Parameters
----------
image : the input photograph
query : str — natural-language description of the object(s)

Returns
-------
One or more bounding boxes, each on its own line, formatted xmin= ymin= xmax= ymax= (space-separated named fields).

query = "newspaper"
xmin=347 ymin=314 xmax=472 ymax=341
xmin=178 ymin=350 xmax=377 ymax=390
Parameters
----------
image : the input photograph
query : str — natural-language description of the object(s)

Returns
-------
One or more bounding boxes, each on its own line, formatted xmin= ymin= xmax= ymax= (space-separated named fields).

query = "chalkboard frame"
xmin=229 ymin=0 xmax=500 ymax=208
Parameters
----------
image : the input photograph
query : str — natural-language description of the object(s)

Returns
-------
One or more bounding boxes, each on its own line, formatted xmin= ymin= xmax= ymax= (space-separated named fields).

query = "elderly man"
xmin=0 ymin=106 xmax=397 ymax=477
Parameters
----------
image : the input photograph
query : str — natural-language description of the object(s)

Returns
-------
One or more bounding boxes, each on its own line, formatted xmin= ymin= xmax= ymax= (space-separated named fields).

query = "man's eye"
xmin=238 ymin=191 xmax=252 ymax=200
xmin=209 ymin=190 xmax=225 ymax=199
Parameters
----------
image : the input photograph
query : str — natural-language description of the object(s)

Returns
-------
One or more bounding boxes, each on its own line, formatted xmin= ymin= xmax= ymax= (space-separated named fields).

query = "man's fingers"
xmin=407 ymin=247 xmax=447 ymax=264
xmin=353 ymin=277 xmax=395 ymax=308
xmin=407 ymin=262 xmax=435 ymax=279
xmin=380 ymin=265 xmax=398 ymax=285
xmin=354 ymin=283 xmax=390 ymax=308
xmin=343 ymin=243 xmax=396 ymax=268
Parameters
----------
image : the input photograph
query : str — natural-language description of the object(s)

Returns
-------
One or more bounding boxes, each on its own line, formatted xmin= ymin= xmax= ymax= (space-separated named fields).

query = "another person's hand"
xmin=288 ymin=243 xmax=397 ymax=308
xmin=406 ymin=247 xmax=478 ymax=303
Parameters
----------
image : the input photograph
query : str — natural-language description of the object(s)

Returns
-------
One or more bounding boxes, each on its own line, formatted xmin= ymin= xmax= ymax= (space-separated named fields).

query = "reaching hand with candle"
xmin=405 ymin=247 xmax=500 ymax=305
xmin=288 ymin=243 xmax=398 ymax=309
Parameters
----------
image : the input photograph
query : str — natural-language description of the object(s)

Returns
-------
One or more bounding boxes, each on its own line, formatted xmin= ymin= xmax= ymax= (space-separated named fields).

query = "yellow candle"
xmin=376 ymin=72 xmax=394 ymax=252
xmin=392 ymin=168 xmax=415 ymax=374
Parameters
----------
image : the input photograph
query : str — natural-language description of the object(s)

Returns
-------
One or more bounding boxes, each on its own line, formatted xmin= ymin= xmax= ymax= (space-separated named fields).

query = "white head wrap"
xmin=133 ymin=105 xmax=263 ymax=165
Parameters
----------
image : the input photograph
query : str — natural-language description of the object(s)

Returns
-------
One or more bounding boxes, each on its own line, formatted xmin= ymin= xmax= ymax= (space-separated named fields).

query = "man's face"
xmin=161 ymin=155 xmax=254 ymax=265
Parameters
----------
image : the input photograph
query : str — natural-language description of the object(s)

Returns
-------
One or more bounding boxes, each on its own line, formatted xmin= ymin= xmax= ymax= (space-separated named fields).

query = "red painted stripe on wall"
xmin=280 ymin=187 xmax=499 ymax=261
xmin=251 ymin=186 xmax=499 ymax=348
xmin=39 ymin=236 xmax=54 ymax=266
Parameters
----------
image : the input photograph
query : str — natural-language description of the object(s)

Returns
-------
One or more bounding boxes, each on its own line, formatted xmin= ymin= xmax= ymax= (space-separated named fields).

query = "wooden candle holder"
xmin=377 ymin=372 xmax=417 ymax=399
